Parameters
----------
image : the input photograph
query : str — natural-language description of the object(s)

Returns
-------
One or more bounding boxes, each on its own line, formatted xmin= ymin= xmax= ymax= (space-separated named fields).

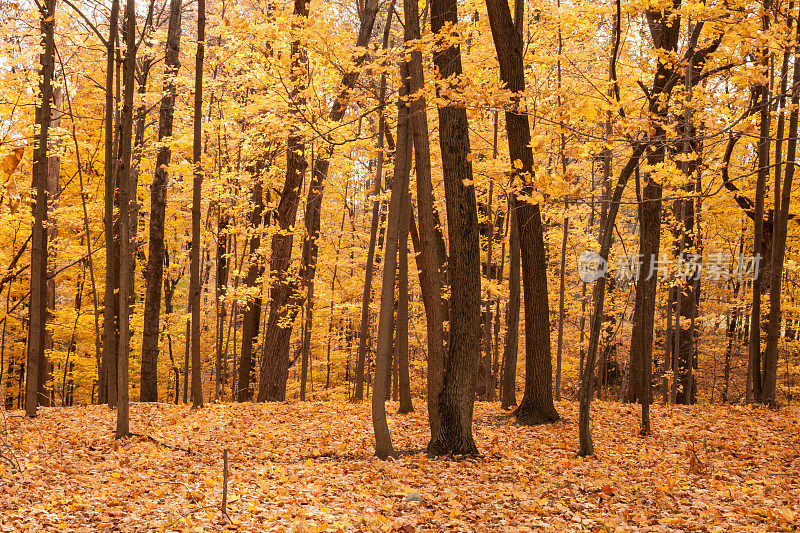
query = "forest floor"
xmin=0 ymin=400 xmax=798 ymax=532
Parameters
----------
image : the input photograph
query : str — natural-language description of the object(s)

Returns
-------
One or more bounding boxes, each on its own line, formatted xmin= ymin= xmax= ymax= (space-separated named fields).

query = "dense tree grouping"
xmin=0 ymin=0 xmax=799 ymax=456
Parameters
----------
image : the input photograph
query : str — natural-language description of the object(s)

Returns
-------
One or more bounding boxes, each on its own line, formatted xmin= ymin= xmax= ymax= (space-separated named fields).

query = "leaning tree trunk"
xmin=189 ymin=0 xmax=206 ymax=409
xmin=427 ymin=0 xmax=482 ymax=457
xmin=25 ymin=0 xmax=56 ymax=418
xmin=485 ymin=0 xmax=559 ymax=425
xmin=140 ymin=0 xmax=182 ymax=403
xmin=372 ymin=62 xmax=414 ymax=458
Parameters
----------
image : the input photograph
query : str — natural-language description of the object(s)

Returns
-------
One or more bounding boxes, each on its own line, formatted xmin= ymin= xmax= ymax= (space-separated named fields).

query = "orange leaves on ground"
xmin=0 ymin=401 xmax=798 ymax=531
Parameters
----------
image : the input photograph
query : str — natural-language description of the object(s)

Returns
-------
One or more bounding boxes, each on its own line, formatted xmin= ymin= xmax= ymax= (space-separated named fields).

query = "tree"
xmin=116 ymin=0 xmax=138 ymax=438
xmin=426 ymin=0 xmax=482 ymax=457
xmin=140 ymin=0 xmax=182 ymax=403
xmin=25 ymin=0 xmax=56 ymax=418
xmin=485 ymin=0 xmax=559 ymax=425
xmin=189 ymin=0 xmax=206 ymax=409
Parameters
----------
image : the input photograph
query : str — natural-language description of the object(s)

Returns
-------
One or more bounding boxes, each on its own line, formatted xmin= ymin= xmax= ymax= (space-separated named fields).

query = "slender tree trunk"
xmin=398 ymin=191 xmax=413 ymax=414
xmin=372 ymin=57 xmax=413 ymax=458
xmin=485 ymin=0 xmax=559 ymax=425
xmin=555 ymin=214 xmax=568 ymax=402
xmin=140 ymin=0 xmax=182 ymax=403
xmin=101 ymin=0 xmax=121 ymax=408
xmin=764 ymin=10 xmax=800 ymax=405
xmin=427 ymin=0 xmax=482 ymax=457
xmin=750 ymin=0 xmax=772 ymax=404
xmin=501 ymin=200 xmax=520 ymax=409
xmin=404 ymin=0 xmax=447 ymax=439
xmin=115 ymin=0 xmax=137 ymax=438
xmin=237 ymin=174 xmax=265 ymax=402
xmin=25 ymin=0 xmax=56 ymax=418
xmin=189 ymin=0 xmax=206 ymax=409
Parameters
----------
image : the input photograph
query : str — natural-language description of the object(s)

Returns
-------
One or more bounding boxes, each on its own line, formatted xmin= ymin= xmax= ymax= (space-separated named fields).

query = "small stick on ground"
xmin=129 ymin=432 xmax=196 ymax=455
xmin=221 ymin=448 xmax=229 ymax=521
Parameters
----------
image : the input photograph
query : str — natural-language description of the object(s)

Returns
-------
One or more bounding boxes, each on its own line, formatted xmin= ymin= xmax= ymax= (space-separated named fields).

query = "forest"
xmin=1 ymin=0 xmax=799 ymax=529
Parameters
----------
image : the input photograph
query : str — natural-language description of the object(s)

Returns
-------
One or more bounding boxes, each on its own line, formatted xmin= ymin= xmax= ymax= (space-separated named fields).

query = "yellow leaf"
xmin=513 ymin=159 xmax=523 ymax=170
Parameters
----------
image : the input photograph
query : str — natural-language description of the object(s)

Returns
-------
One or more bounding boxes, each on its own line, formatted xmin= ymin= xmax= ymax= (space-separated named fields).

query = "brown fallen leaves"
xmin=0 ymin=401 xmax=798 ymax=532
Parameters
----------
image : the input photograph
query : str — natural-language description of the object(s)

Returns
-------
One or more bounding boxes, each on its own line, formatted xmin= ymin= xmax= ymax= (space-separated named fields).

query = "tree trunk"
xmin=398 ymin=189 xmax=413 ymax=413
xmin=501 ymin=200 xmax=520 ymax=409
xmin=140 ymin=0 xmax=182 ymax=402
xmin=764 ymin=14 xmax=800 ymax=405
xmin=237 ymin=173 xmax=265 ymax=402
xmin=485 ymin=0 xmax=559 ymax=425
xmin=403 ymin=0 xmax=447 ymax=440
xmin=372 ymin=57 xmax=413 ymax=458
xmin=101 ymin=0 xmax=121 ymax=408
xmin=25 ymin=0 xmax=56 ymax=418
xmin=189 ymin=0 xmax=206 ymax=409
xmin=115 ymin=0 xmax=137 ymax=438
xmin=427 ymin=0 xmax=482 ymax=457
xmin=260 ymin=0 xmax=381 ymax=402
xmin=555 ymin=214 xmax=568 ymax=402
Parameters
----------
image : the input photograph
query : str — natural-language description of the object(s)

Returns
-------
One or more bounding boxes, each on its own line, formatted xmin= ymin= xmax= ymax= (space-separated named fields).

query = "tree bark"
xmin=485 ymin=0 xmax=559 ymax=425
xmin=259 ymin=0 xmax=381 ymax=401
xmin=116 ymin=0 xmax=137 ymax=438
xmin=140 ymin=0 xmax=182 ymax=402
xmin=189 ymin=0 xmax=206 ymax=409
xmin=501 ymin=200 xmax=520 ymax=409
xmin=101 ymin=0 xmax=121 ymax=408
xmin=764 ymin=9 xmax=800 ymax=405
xmin=398 ymin=191 xmax=413 ymax=414
xmin=403 ymin=0 xmax=447 ymax=440
xmin=427 ymin=0 xmax=482 ymax=457
xmin=25 ymin=0 xmax=56 ymax=418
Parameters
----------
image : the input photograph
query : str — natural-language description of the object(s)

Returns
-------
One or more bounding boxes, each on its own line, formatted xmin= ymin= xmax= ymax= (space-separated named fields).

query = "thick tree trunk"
xmin=140 ymin=0 xmax=182 ymax=402
xmin=403 ymin=0 xmax=447 ymax=439
xmin=485 ymin=0 xmax=559 ymax=425
xmin=25 ymin=0 xmax=56 ymax=418
xmin=427 ymin=0 xmax=482 ymax=457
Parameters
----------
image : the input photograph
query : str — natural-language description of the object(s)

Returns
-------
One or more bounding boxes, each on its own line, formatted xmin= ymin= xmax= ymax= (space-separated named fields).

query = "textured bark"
xmin=101 ymin=0 xmax=121 ymax=407
xmin=403 ymin=0 xmax=446 ymax=439
xmin=764 ymin=13 xmax=800 ymax=405
xmin=237 ymin=175 xmax=265 ymax=402
xmin=501 ymin=201 xmax=520 ymax=409
xmin=116 ymin=0 xmax=137 ymax=438
xmin=140 ymin=0 xmax=182 ymax=402
xmin=555 ymin=215 xmax=568 ymax=402
xmin=372 ymin=81 xmax=413 ymax=459
xmin=26 ymin=0 xmax=56 ymax=417
xmin=255 ymin=0 xmax=310 ymax=402
xmin=42 ymin=88 xmax=62 ymax=407
xmin=188 ymin=0 xmax=206 ymax=409
xmin=485 ymin=0 xmax=559 ymax=425
xmin=397 ymin=192 xmax=413 ymax=414
xmin=427 ymin=0 xmax=482 ymax=457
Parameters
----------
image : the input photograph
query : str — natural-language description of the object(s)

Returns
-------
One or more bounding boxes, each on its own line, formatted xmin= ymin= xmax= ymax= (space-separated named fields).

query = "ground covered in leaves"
xmin=1 ymin=401 xmax=799 ymax=532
